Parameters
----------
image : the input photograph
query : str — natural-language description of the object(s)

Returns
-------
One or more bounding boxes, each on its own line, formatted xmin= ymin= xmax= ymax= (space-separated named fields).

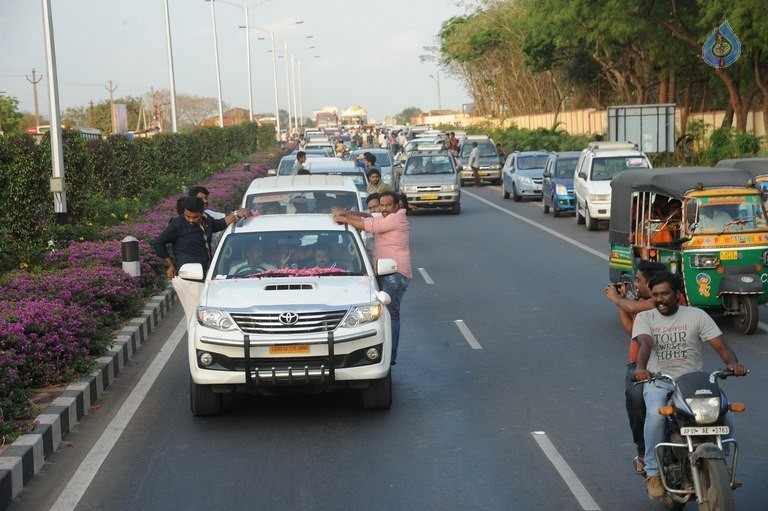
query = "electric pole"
xmin=105 ymin=80 xmax=117 ymax=132
xmin=26 ymin=68 xmax=43 ymax=128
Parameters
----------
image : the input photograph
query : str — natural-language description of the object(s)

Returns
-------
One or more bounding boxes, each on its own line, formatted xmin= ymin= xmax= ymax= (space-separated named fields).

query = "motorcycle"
xmin=641 ymin=370 xmax=746 ymax=510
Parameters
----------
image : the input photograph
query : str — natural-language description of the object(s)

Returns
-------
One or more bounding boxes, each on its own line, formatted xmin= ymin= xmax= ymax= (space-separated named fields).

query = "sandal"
xmin=633 ymin=456 xmax=646 ymax=475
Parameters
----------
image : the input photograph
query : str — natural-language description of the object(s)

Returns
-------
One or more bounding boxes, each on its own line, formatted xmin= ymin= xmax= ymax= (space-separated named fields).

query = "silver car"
xmin=399 ymin=150 xmax=461 ymax=214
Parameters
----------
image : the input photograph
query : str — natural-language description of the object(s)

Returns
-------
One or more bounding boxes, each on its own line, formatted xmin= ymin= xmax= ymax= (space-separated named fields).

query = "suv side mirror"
xmin=578 ymin=171 xmax=587 ymax=179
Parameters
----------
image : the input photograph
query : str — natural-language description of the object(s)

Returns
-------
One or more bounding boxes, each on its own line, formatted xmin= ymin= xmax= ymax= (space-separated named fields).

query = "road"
xmin=9 ymin=185 xmax=768 ymax=510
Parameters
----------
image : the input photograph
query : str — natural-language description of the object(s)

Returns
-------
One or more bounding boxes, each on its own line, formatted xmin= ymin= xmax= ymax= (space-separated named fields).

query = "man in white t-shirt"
xmin=632 ymin=271 xmax=747 ymax=500
xmin=468 ymin=141 xmax=481 ymax=187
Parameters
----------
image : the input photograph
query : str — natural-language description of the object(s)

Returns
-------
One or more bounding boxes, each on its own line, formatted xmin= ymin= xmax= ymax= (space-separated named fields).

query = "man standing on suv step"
xmin=332 ymin=190 xmax=411 ymax=365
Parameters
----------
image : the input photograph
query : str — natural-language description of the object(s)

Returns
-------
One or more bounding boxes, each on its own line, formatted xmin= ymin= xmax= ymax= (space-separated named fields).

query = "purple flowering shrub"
xmin=0 ymin=155 xmax=278 ymax=442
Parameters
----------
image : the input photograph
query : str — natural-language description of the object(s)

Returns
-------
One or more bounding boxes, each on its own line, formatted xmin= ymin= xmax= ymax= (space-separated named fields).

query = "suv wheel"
xmin=190 ymin=376 xmax=223 ymax=416
xmin=361 ymin=371 xmax=392 ymax=409
xmin=512 ymin=184 xmax=522 ymax=202
xmin=543 ymin=199 xmax=550 ymax=214
xmin=576 ymin=200 xmax=585 ymax=224
xmin=503 ymin=185 xmax=510 ymax=199
xmin=451 ymin=202 xmax=461 ymax=214
xmin=586 ymin=207 xmax=598 ymax=231
xmin=552 ymin=201 xmax=560 ymax=218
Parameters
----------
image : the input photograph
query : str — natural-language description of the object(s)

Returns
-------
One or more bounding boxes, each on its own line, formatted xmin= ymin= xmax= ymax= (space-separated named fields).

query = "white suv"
xmin=573 ymin=141 xmax=651 ymax=230
xmin=175 ymin=214 xmax=396 ymax=415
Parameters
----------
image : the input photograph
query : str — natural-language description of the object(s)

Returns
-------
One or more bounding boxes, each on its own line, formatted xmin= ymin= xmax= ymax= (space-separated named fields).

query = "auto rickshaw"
xmin=609 ymin=167 xmax=768 ymax=334
xmin=716 ymin=157 xmax=768 ymax=192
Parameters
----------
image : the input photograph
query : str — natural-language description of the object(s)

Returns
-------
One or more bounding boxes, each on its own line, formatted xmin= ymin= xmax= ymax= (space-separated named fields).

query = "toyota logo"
xmin=278 ymin=312 xmax=299 ymax=325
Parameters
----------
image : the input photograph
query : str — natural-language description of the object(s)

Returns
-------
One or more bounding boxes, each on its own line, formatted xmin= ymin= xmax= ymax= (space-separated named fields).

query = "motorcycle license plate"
xmin=680 ymin=426 xmax=729 ymax=436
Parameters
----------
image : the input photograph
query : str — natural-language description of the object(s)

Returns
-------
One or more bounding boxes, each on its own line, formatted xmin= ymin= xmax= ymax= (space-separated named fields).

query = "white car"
xmin=573 ymin=141 xmax=651 ymax=230
xmin=241 ymin=175 xmax=365 ymax=214
xmin=175 ymin=214 xmax=396 ymax=415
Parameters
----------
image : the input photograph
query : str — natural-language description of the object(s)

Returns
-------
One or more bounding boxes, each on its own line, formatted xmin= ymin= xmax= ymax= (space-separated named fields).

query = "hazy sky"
xmin=1 ymin=0 xmax=474 ymax=123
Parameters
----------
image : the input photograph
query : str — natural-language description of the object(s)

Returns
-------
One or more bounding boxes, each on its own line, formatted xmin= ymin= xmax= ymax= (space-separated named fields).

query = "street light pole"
xmin=163 ymin=0 xmax=178 ymax=132
xmin=429 ymin=72 xmax=442 ymax=111
xmin=284 ymin=42 xmax=292 ymax=135
xmin=297 ymin=59 xmax=303 ymax=129
xmin=269 ymin=30 xmax=280 ymax=139
xmin=243 ymin=6 xmax=253 ymax=122
xmin=208 ymin=0 xmax=225 ymax=127
xmin=291 ymin=54 xmax=298 ymax=129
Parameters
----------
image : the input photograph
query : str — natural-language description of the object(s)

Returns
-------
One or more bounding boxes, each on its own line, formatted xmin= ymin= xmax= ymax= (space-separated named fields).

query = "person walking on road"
xmin=468 ymin=141 xmax=481 ymax=187
xmin=332 ymin=190 xmax=411 ymax=365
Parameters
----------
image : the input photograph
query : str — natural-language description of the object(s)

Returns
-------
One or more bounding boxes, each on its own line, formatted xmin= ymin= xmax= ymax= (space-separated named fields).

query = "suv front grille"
xmin=230 ymin=309 xmax=348 ymax=334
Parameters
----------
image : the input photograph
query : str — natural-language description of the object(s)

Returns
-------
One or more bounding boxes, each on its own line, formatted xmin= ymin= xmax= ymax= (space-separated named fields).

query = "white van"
xmin=573 ymin=141 xmax=651 ymax=230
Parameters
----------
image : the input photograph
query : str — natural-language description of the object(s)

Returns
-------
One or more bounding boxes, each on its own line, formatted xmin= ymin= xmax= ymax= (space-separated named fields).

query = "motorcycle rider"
xmin=633 ymin=271 xmax=748 ymax=500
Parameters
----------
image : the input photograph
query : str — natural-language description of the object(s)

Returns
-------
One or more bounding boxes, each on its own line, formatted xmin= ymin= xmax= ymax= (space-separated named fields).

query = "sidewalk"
xmin=0 ymin=290 xmax=177 ymax=511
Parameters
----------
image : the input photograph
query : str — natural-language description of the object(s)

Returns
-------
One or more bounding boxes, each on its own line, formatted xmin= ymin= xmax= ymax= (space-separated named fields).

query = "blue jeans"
xmin=378 ymin=272 xmax=410 ymax=363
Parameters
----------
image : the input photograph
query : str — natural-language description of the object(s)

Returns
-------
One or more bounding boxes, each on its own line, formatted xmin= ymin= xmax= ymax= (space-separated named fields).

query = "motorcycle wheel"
xmin=697 ymin=458 xmax=734 ymax=511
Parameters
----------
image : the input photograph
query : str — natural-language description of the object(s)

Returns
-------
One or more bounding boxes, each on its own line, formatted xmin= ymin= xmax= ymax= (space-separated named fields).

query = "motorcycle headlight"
xmin=692 ymin=253 xmax=719 ymax=268
xmin=555 ymin=184 xmax=568 ymax=195
xmin=197 ymin=307 xmax=237 ymax=331
xmin=685 ymin=397 xmax=721 ymax=424
xmin=519 ymin=176 xmax=533 ymax=185
xmin=342 ymin=304 xmax=382 ymax=327
xmin=441 ymin=184 xmax=457 ymax=192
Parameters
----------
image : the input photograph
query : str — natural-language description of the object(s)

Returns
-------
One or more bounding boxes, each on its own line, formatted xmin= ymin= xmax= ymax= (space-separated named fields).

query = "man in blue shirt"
xmin=154 ymin=196 xmax=247 ymax=278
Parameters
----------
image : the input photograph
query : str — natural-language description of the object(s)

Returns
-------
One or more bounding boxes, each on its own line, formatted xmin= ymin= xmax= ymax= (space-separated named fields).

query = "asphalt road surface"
xmin=9 ymin=185 xmax=768 ymax=510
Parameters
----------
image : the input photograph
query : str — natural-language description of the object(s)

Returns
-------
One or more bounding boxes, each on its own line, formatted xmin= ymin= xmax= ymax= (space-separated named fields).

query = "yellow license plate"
xmin=420 ymin=194 xmax=439 ymax=200
xmin=720 ymin=251 xmax=738 ymax=261
xmin=269 ymin=345 xmax=310 ymax=355
xmin=480 ymin=172 xmax=490 ymax=176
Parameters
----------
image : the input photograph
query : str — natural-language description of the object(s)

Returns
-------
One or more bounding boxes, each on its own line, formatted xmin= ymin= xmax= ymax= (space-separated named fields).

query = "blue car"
xmin=542 ymin=151 xmax=580 ymax=217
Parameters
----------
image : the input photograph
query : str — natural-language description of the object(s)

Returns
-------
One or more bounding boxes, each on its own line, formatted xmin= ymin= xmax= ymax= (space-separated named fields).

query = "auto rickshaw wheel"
xmin=732 ymin=295 xmax=759 ymax=335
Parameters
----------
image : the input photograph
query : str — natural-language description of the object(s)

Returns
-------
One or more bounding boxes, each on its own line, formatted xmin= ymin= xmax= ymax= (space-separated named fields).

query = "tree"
xmin=395 ymin=107 xmax=422 ymax=125
xmin=0 ymin=95 xmax=24 ymax=135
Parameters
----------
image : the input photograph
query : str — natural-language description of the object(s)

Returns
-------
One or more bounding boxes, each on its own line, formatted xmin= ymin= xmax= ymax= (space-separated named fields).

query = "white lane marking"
xmin=463 ymin=190 xmax=607 ymax=261
xmin=531 ymin=431 xmax=601 ymax=511
xmin=455 ymin=320 xmax=482 ymax=349
xmin=50 ymin=318 xmax=187 ymax=511
xmin=418 ymin=267 xmax=434 ymax=284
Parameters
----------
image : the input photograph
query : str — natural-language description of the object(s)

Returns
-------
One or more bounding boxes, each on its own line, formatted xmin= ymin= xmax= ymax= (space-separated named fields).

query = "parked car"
xmin=457 ymin=136 xmax=503 ymax=185
xmin=176 ymin=214 xmax=396 ymax=415
xmin=399 ymin=149 xmax=461 ymax=214
xmin=573 ymin=141 xmax=651 ymax=230
xmin=501 ymin=150 xmax=549 ymax=201
xmin=541 ymin=151 xmax=581 ymax=217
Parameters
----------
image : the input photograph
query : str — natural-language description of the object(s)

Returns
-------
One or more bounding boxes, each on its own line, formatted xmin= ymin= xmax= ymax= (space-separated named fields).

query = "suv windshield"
xmin=245 ymin=190 xmax=359 ymax=214
xmin=404 ymin=155 xmax=455 ymax=175
xmin=461 ymin=141 xmax=497 ymax=158
xmin=213 ymin=230 xmax=365 ymax=278
xmin=590 ymin=156 xmax=649 ymax=181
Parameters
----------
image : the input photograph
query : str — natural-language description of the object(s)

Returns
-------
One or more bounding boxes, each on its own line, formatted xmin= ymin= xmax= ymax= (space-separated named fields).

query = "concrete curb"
xmin=0 ymin=289 xmax=177 ymax=511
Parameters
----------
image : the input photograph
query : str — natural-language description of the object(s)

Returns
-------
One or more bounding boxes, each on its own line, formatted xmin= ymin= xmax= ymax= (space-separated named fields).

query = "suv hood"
xmin=202 ymin=276 xmax=377 ymax=309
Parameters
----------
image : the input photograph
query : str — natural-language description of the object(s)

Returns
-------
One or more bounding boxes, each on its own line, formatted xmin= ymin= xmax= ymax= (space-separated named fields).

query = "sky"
xmin=0 ymin=0 xmax=475 ymax=124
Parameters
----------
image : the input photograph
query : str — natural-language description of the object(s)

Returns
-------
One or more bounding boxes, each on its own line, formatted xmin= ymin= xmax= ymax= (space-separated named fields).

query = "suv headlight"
xmin=342 ymin=304 xmax=382 ymax=327
xmin=383 ymin=173 xmax=393 ymax=185
xmin=589 ymin=194 xmax=611 ymax=202
xmin=197 ymin=307 xmax=237 ymax=331
xmin=519 ymin=176 xmax=533 ymax=185
xmin=441 ymin=184 xmax=457 ymax=192
xmin=555 ymin=184 xmax=568 ymax=195
xmin=490 ymin=164 xmax=501 ymax=170
xmin=401 ymin=185 xmax=417 ymax=193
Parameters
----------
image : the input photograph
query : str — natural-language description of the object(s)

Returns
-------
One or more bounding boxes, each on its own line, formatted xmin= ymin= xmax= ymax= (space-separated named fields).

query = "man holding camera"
xmin=604 ymin=261 xmax=667 ymax=477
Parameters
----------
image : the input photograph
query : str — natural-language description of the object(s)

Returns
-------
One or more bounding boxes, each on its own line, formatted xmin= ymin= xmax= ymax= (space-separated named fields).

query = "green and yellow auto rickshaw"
xmin=609 ymin=167 xmax=768 ymax=334
xmin=717 ymin=157 xmax=768 ymax=193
